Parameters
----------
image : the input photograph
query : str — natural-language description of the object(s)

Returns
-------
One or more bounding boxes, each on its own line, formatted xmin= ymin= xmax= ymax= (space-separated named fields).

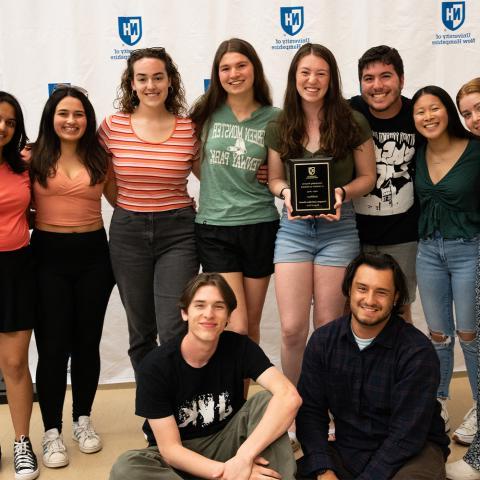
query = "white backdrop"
xmin=1 ymin=0 xmax=478 ymax=383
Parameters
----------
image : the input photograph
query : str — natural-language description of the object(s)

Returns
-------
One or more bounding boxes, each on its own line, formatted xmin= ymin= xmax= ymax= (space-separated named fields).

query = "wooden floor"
xmin=0 ymin=375 xmax=474 ymax=480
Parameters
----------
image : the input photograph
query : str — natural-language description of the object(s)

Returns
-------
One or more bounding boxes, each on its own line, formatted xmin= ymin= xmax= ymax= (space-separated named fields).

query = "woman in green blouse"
xmin=412 ymin=85 xmax=479 ymax=447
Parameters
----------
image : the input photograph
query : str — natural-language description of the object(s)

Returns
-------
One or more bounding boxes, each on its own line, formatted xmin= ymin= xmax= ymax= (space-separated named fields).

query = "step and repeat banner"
xmin=1 ymin=0 xmax=478 ymax=383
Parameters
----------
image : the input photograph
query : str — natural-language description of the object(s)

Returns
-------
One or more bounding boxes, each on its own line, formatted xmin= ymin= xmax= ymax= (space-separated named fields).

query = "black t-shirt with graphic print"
xmin=136 ymin=331 xmax=273 ymax=445
xmin=350 ymin=95 xmax=420 ymax=245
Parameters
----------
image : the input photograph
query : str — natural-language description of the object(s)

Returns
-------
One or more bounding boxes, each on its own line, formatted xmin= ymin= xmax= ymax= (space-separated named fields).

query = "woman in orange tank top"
xmin=30 ymin=87 xmax=115 ymax=469
xmin=0 ymin=91 xmax=39 ymax=479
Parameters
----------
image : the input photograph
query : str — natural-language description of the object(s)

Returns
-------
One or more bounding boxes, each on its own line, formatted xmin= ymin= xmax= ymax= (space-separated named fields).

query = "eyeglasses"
xmin=129 ymin=47 xmax=166 ymax=60
xmin=52 ymin=83 xmax=89 ymax=97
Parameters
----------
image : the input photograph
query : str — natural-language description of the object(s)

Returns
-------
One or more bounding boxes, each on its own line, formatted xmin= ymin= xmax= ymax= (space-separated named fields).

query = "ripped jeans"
xmin=416 ymin=232 xmax=478 ymax=400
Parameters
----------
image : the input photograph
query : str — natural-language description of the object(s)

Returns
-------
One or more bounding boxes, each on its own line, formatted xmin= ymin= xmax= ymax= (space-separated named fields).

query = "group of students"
xmin=0 ymin=37 xmax=479 ymax=480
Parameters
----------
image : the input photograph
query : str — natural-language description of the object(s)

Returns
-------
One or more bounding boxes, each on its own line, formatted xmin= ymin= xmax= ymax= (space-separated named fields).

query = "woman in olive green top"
xmin=265 ymin=43 xmax=376 ymax=388
xmin=412 ymin=85 xmax=479 ymax=446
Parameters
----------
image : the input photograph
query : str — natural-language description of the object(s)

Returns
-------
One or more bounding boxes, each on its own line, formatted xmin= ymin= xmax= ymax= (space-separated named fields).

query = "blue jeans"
xmin=109 ymin=206 xmax=199 ymax=371
xmin=416 ymin=232 xmax=478 ymax=400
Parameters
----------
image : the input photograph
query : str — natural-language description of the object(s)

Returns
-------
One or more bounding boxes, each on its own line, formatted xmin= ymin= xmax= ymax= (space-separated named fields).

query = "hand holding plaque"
xmin=287 ymin=157 xmax=335 ymax=216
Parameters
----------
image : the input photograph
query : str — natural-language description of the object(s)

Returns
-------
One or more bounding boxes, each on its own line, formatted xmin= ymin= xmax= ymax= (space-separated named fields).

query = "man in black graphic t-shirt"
xmin=350 ymin=45 xmax=420 ymax=323
xmin=110 ymin=273 xmax=301 ymax=480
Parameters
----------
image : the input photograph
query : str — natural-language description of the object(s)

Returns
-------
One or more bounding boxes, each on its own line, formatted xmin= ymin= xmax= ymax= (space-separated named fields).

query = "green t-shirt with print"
xmin=196 ymin=104 xmax=280 ymax=226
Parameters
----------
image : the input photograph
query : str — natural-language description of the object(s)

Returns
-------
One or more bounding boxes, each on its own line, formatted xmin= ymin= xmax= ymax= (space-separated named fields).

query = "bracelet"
xmin=279 ymin=186 xmax=289 ymax=200
xmin=339 ymin=186 xmax=346 ymax=202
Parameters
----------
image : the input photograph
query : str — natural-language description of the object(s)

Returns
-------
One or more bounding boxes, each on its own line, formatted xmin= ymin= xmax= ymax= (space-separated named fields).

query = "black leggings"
xmin=32 ymin=228 xmax=114 ymax=432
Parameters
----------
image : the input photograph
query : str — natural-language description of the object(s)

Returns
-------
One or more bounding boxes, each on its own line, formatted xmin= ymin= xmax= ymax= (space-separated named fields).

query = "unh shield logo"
xmin=280 ymin=6 xmax=304 ymax=36
xmin=308 ymin=166 xmax=316 ymax=176
xmin=442 ymin=2 xmax=465 ymax=31
xmin=118 ymin=16 xmax=143 ymax=46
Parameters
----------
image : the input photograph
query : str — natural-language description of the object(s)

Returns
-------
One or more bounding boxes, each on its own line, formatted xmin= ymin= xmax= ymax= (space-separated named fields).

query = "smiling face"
xmin=295 ymin=53 xmax=330 ymax=107
xmin=0 ymin=102 xmax=16 ymax=156
xmin=349 ymin=264 xmax=398 ymax=338
xmin=360 ymin=61 xmax=403 ymax=119
xmin=458 ymin=92 xmax=480 ymax=137
xmin=131 ymin=57 xmax=170 ymax=109
xmin=53 ymin=96 xmax=87 ymax=144
xmin=218 ymin=52 xmax=255 ymax=98
xmin=413 ymin=93 xmax=449 ymax=141
xmin=181 ymin=285 xmax=230 ymax=344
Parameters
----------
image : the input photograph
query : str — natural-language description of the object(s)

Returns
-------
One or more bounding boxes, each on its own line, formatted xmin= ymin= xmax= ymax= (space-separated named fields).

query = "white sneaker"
xmin=438 ymin=397 xmax=451 ymax=432
xmin=446 ymin=459 xmax=480 ymax=480
xmin=453 ymin=403 xmax=477 ymax=446
xmin=42 ymin=428 xmax=69 ymax=468
xmin=72 ymin=416 xmax=102 ymax=454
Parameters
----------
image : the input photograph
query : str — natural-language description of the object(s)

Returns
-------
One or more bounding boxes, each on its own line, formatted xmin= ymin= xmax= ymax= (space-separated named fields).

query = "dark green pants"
xmin=110 ymin=391 xmax=296 ymax=479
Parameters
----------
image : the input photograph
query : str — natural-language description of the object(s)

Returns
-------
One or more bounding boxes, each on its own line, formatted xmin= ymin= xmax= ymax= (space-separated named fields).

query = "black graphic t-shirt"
xmin=136 ymin=331 xmax=273 ymax=444
xmin=350 ymin=95 xmax=420 ymax=245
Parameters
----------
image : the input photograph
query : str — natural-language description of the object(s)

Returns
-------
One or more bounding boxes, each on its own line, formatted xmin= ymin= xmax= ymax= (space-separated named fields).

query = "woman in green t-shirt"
xmin=190 ymin=39 xmax=280 ymax=344
xmin=412 ymin=85 xmax=479 ymax=452
xmin=265 ymin=43 xmax=376 ymax=388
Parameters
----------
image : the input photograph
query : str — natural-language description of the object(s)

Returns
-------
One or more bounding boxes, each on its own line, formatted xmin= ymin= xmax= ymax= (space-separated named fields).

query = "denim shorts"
xmin=274 ymin=202 xmax=359 ymax=266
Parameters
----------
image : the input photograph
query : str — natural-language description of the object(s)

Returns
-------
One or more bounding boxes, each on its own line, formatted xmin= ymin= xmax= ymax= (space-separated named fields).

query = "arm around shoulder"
xmin=341 ymin=112 xmax=376 ymax=202
xmin=103 ymin=159 xmax=117 ymax=207
xmin=342 ymin=138 xmax=376 ymax=202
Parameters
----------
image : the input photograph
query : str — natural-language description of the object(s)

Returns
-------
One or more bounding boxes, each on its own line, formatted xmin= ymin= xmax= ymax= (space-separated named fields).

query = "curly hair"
xmin=0 ymin=91 xmax=28 ymax=173
xmin=357 ymin=45 xmax=404 ymax=82
xmin=115 ymin=47 xmax=186 ymax=115
xmin=190 ymin=38 xmax=272 ymax=137
xmin=31 ymin=87 xmax=109 ymax=187
xmin=276 ymin=43 xmax=361 ymax=161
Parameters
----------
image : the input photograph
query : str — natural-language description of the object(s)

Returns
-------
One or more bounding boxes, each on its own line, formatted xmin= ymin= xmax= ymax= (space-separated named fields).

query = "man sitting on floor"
xmin=110 ymin=272 xmax=301 ymax=480
xmin=296 ymin=253 xmax=450 ymax=479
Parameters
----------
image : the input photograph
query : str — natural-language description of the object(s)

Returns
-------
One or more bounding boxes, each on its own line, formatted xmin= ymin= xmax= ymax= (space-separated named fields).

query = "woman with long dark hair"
xmin=412 ymin=85 xmax=479 ymax=463
xmin=445 ymin=77 xmax=480 ymax=480
xmin=266 ymin=43 xmax=376 ymax=387
xmin=99 ymin=48 xmax=199 ymax=370
xmin=31 ymin=86 xmax=115 ymax=468
xmin=0 ymin=91 xmax=39 ymax=479
xmin=190 ymin=38 xmax=280 ymax=342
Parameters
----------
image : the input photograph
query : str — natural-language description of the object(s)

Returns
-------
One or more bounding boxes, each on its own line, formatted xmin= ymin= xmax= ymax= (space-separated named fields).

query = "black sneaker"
xmin=13 ymin=436 xmax=39 ymax=480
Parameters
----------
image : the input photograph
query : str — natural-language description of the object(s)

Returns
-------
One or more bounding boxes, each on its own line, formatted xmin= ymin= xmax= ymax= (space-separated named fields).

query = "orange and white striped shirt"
xmin=98 ymin=113 xmax=198 ymax=212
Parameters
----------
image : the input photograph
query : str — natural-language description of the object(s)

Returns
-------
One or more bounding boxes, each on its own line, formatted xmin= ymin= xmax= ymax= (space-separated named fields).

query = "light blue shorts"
xmin=273 ymin=202 xmax=360 ymax=266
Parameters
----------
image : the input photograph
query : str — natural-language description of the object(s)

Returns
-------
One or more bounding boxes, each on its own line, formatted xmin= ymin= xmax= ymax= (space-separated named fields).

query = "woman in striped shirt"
xmin=99 ymin=48 xmax=199 ymax=371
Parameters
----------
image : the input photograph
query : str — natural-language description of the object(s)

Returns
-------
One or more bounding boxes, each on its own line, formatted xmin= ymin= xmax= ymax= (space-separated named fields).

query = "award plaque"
xmin=288 ymin=157 xmax=335 ymax=216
